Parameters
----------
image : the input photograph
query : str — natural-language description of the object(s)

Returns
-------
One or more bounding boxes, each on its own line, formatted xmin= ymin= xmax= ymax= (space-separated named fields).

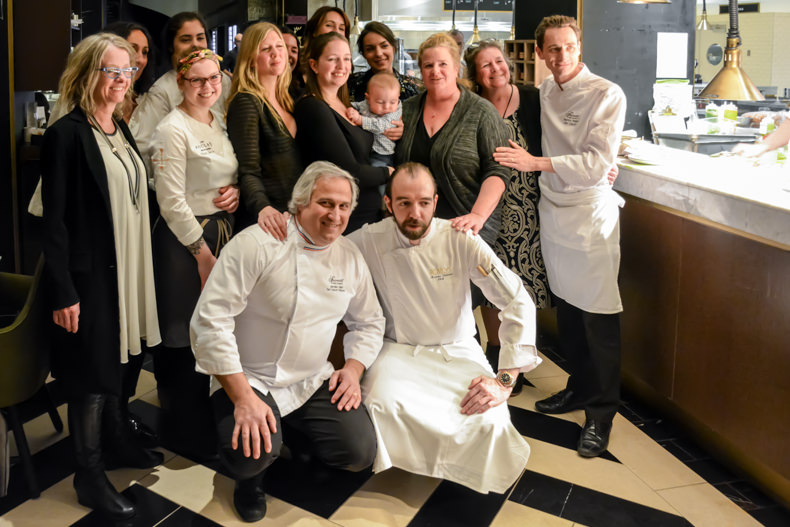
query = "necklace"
xmin=502 ymin=85 xmax=514 ymax=118
xmin=89 ymin=115 xmax=141 ymax=212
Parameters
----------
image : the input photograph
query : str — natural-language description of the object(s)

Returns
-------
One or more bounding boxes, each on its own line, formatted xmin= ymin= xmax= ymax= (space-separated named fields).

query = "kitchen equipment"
xmin=654 ymin=132 xmax=757 ymax=155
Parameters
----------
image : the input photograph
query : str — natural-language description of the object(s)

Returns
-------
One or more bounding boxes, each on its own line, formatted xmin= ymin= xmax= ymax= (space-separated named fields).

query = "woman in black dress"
xmin=294 ymin=32 xmax=391 ymax=233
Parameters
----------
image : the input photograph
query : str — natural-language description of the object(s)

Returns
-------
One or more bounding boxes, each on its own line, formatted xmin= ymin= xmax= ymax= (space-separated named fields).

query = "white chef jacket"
xmin=151 ymin=107 xmax=238 ymax=246
xmin=190 ymin=220 xmax=385 ymax=416
xmin=130 ymin=70 xmax=232 ymax=177
xmin=538 ymin=65 xmax=627 ymax=313
xmin=348 ymin=218 xmax=539 ymax=493
xmin=349 ymin=217 xmax=538 ymax=370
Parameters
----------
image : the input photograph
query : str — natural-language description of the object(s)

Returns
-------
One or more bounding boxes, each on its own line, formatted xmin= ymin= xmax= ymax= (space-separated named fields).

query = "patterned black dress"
xmin=494 ymin=101 xmax=550 ymax=309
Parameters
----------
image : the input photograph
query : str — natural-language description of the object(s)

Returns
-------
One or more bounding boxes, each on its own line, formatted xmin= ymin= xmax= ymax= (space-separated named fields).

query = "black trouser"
xmin=556 ymin=296 xmax=622 ymax=423
xmin=211 ymin=380 xmax=377 ymax=481
xmin=154 ymin=346 xmax=216 ymax=454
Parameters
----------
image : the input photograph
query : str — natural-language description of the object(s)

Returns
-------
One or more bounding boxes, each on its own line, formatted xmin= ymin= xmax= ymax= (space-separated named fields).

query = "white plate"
xmin=626 ymin=153 xmax=661 ymax=165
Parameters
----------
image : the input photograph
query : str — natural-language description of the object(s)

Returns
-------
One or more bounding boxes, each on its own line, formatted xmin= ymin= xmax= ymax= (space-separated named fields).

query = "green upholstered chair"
xmin=0 ymin=257 xmax=63 ymax=498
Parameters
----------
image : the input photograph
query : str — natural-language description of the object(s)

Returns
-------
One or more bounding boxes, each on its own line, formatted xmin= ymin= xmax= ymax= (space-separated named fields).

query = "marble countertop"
xmin=614 ymin=141 xmax=790 ymax=247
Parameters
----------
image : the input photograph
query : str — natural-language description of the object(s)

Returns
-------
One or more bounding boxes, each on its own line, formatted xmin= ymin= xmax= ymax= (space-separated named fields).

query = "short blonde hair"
xmin=418 ymin=32 xmax=461 ymax=70
xmin=52 ymin=33 xmax=136 ymax=122
xmin=367 ymin=71 xmax=400 ymax=94
xmin=228 ymin=22 xmax=294 ymax=116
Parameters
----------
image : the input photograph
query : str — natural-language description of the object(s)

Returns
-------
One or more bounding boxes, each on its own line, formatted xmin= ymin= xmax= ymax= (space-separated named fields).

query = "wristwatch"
xmin=496 ymin=371 xmax=517 ymax=388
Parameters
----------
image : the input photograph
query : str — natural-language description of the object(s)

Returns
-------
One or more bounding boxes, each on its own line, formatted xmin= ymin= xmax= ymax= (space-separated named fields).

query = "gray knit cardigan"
xmin=395 ymin=86 xmax=510 ymax=244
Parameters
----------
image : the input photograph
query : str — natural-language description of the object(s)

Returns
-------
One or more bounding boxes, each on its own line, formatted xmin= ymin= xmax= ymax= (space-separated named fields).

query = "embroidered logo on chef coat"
xmin=429 ymin=266 xmax=453 ymax=281
xmin=195 ymin=140 xmax=214 ymax=155
xmin=327 ymin=275 xmax=346 ymax=292
xmin=152 ymin=148 xmax=169 ymax=170
xmin=563 ymin=111 xmax=580 ymax=126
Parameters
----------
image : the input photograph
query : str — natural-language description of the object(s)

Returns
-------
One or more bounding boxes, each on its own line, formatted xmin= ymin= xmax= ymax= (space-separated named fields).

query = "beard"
xmin=396 ymin=218 xmax=430 ymax=241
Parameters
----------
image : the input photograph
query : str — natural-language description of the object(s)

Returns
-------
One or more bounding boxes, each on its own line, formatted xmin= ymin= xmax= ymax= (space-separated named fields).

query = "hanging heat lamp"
xmin=698 ymin=0 xmax=763 ymax=101
xmin=697 ymin=0 xmax=710 ymax=31
xmin=350 ymin=0 xmax=361 ymax=37
xmin=451 ymin=0 xmax=457 ymax=31
xmin=467 ymin=0 xmax=480 ymax=46
xmin=510 ymin=0 xmax=515 ymax=40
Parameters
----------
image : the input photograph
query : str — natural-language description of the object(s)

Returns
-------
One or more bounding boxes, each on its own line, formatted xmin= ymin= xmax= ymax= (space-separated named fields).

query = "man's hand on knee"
xmin=329 ymin=358 xmax=365 ymax=411
xmin=460 ymin=376 xmax=512 ymax=415
xmin=232 ymin=395 xmax=277 ymax=459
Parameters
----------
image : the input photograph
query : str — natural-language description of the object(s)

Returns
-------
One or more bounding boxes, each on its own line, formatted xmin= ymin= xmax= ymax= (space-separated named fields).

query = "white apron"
xmin=539 ymin=181 xmax=624 ymax=314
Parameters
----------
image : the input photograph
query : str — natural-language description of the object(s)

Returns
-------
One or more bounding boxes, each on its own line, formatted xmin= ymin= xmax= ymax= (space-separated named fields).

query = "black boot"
xmin=485 ymin=343 xmax=524 ymax=396
xmin=233 ymin=472 xmax=267 ymax=522
xmin=102 ymin=395 xmax=163 ymax=470
xmin=69 ymin=395 xmax=136 ymax=520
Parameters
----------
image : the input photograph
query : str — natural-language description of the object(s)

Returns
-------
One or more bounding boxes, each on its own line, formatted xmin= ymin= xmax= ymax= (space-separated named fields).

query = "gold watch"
xmin=496 ymin=371 xmax=517 ymax=388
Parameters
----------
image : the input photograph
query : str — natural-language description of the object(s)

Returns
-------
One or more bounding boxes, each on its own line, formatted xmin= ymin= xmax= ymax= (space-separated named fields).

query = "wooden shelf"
xmin=505 ymin=40 xmax=550 ymax=87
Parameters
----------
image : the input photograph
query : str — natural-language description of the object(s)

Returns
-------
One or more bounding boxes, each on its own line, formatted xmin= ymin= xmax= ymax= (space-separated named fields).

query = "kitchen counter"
xmin=611 ymin=142 xmax=790 ymax=508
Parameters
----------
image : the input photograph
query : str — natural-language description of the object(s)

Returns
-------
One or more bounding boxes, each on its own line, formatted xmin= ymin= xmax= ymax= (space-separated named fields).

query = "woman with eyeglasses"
xmin=150 ymin=49 xmax=239 ymax=459
xmin=41 ymin=33 xmax=162 ymax=520
xmin=103 ymin=21 xmax=155 ymax=122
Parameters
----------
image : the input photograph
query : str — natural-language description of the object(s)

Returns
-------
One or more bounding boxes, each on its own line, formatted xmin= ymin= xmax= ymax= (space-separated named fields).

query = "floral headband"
xmin=177 ymin=49 xmax=222 ymax=81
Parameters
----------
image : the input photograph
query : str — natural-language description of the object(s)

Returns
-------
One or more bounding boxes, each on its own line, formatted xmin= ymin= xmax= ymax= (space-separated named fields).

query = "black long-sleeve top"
xmin=226 ymin=92 xmax=302 ymax=226
xmin=293 ymin=95 xmax=389 ymax=233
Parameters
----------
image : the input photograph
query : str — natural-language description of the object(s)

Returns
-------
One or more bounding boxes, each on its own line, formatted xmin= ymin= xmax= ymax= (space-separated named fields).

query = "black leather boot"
xmin=102 ymin=395 xmax=163 ymax=470
xmin=233 ymin=472 xmax=267 ymax=522
xmin=69 ymin=395 xmax=136 ymax=520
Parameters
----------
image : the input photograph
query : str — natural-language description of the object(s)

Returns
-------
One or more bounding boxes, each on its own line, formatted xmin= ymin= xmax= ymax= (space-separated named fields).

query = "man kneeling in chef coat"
xmin=190 ymin=161 xmax=385 ymax=523
xmin=348 ymin=162 xmax=541 ymax=494
xmin=494 ymin=15 xmax=627 ymax=458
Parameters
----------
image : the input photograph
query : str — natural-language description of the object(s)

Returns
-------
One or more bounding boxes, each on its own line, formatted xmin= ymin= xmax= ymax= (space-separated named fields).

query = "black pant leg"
xmin=555 ymin=297 xmax=589 ymax=395
xmin=211 ymin=387 xmax=283 ymax=481
xmin=581 ymin=311 xmax=622 ymax=423
xmin=283 ymin=381 xmax=376 ymax=472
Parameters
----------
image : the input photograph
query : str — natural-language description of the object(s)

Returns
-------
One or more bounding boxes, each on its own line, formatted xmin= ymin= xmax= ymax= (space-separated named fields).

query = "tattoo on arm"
xmin=187 ymin=237 xmax=205 ymax=255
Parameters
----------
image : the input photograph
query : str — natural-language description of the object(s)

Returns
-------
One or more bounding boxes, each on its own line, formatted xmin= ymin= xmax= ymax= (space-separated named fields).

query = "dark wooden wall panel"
xmin=620 ymin=198 xmax=682 ymax=399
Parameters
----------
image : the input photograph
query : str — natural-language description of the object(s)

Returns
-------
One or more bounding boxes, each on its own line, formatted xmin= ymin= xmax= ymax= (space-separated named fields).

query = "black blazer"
xmin=40 ymin=106 xmax=141 ymax=396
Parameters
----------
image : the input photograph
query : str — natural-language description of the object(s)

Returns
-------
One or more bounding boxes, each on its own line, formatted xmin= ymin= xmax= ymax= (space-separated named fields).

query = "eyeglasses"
xmin=182 ymin=73 xmax=223 ymax=87
xmin=97 ymin=67 xmax=139 ymax=79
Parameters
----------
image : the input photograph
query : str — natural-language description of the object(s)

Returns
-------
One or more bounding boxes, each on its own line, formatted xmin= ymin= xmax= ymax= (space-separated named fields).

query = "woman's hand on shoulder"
xmin=214 ymin=185 xmax=240 ymax=213
xmin=450 ymin=212 xmax=486 ymax=236
xmin=53 ymin=303 xmax=80 ymax=333
xmin=257 ymin=206 xmax=289 ymax=241
xmin=383 ymin=119 xmax=404 ymax=141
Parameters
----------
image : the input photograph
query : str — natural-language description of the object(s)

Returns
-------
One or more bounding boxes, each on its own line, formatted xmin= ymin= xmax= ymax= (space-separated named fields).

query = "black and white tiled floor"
xmin=2 ymin=344 xmax=789 ymax=526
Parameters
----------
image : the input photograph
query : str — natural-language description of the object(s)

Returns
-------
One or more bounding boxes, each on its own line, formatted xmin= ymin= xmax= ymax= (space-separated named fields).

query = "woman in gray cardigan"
xmin=394 ymin=32 xmax=510 ymax=246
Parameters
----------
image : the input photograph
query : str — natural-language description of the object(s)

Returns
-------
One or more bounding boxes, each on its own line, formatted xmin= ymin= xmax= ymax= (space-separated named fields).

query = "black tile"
xmin=714 ymin=483 xmax=760 ymax=512
xmin=657 ymin=439 xmax=696 ymax=463
xmin=666 ymin=436 xmax=709 ymax=461
xmin=158 ymin=506 xmax=223 ymax=526
xmin=509 ymin=470 xmax=573 ymax=517
xmin=538 ymin=345 xmax=568 ymax=367
xmin=616 ymin=403 xmax=645 ymax=423
xmin=632 ymin=419 xmax=679 ymax=442
xmin=685 ymin=458 xmax=739 ymax=485
xmin=508 ymin=406 xmax=619 ymax=463
xmin=729 ymin=480 xmax=780 ymax=508
xmin=0 ymin=436 xmax=75 ymax=515
xmin=71 ymin=484 xmax=178 ymax=526
xmin=511 ymin=470 xmax=692 ymax=527
xmin=262 ymin=457 xmax=372 ymax=518
xmin=749 ymin=505 xmax=790 ymax=527
xmin=407 ymin=480 xmax=509 ymax=527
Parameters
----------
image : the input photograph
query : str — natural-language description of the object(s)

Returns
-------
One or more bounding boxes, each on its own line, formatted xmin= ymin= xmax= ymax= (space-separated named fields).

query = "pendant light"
xmin=697 ymin=0 xmax=710 ymax=31
xmin=350 ymin=0 xmax=361 ymax=37
xmin=452 ymin=0 xmax=457 ymax=30
xmin=699 ymin=0 xmax=763 ymax=101
xmin=510 ymin=0 xmax=516 ymax=40
xmin=467 ymin=0 xmax=480 ymax=46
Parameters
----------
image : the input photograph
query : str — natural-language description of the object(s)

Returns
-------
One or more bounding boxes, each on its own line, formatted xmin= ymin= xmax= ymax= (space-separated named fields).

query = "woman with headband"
xmin=150 ymin=49 xmax=239 ymax=459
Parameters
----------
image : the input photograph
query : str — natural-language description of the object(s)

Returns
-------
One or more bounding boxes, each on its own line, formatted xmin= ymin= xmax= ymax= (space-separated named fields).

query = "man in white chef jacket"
xmin=494 ymin=15 xmax=626 ymax=458
xmin=348 ymin=163 xmax=541 ymax=495
xmin=190 ymin=161 xmax=385 ymax=523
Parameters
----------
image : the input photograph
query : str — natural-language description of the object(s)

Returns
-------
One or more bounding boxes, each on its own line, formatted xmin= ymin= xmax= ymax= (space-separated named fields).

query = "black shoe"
xmin=535 ymin=388 xmax=579 ymax=414
xmin=128 ymin=414 xmax=159 ymax=448
xmin=102 ymin=396 xmax=164 ymax=470
xmin=233 ymin=476 xmax=267 ymax=522
xmin=74 ymin=470 xmax=136 ymax=520
xmin=510 ymin=374 xmax=525 ymax=397
xmin=577 ymin=419 xmax=612 ymax=458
